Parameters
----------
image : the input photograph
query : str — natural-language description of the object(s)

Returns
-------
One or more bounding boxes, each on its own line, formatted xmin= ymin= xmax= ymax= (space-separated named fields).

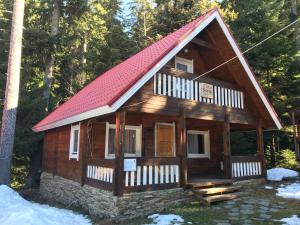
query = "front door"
xmin=156 ymin=123 xmax=175 ymax=157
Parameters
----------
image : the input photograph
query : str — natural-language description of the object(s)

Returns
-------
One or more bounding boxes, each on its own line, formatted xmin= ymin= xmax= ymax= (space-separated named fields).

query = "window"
xmin=69 ymin=124 xmax=80 ymax=160
xmin=105 ymin=123 xmax=142 ymax=158
xmin=187 ymin=130 xmax=210 ymax=158
xmin=175 ymin=56 xmax=193 ymax=73
xmin=155 ymin=123 xmax=176 ymax=157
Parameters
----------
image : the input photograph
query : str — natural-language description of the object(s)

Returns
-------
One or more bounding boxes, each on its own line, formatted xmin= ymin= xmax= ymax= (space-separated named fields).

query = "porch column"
xmin=223 ymin=114 xmax=232 ymax=179
xmin=291 ymin=112 xmax=300 ymax=160
xmin=178 ymin=107 xmax=187 ymax=187
xmin=257 ymin=119 xmax=266 ymax=178
xmin=113 ymin=110 xmax=126 ymax=196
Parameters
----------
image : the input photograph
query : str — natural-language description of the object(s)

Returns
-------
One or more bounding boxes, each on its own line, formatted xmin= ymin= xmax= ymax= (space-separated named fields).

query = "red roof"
xmin=33 ymin=8 xmax=218 ymax=131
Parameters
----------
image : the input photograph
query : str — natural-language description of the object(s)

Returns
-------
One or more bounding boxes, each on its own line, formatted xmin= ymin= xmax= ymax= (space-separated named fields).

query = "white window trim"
xmin=155 ymin=122 xmax=176 ymax=157
xmin=175 ymin=56 xmax=194 ymax=73
xmin=69 ymin=124 xmax=80 ymax=160
xmin=105 ymin=122 xmax=142 ymax=159
xmin=187 ymin=130 xmax=210 ymax=159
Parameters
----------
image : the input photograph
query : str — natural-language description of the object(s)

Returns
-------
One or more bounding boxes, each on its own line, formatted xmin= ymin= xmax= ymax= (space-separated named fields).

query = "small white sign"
xmin=200 ymin=83 xmax=213 ymax=99
xmin=124 ymin=159 xmax=137 ymax=172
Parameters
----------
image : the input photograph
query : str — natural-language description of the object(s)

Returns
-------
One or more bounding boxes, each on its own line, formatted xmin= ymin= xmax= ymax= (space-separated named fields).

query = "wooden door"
xmin=156 ymin=123 xmax=175 ymax=157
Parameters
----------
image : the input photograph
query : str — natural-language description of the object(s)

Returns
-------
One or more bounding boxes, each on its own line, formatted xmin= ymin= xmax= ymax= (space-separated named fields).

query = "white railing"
xmin=231 ymin=157 xmax=262 ymax=178
xmin=154 ymin=73 xmax=244 ymax=109
xmin=125 ymin=164 xmax=180 ymax=187
xmin=86 ymin=165 xmax=114 ymax=183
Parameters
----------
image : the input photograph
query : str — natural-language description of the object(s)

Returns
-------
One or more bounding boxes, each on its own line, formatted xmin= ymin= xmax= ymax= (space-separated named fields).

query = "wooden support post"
xmin=292 ymin=112 xmax=300 ymax=160
xmin=113 ymin=110 xmax=126 ymax=196
xmin=80 ymin=123 xmax=87 ymax=186
xmin=178 ymin=107 xmax=187 ymax=188
xmin=53 ymin=130 xmax=59 ymax=176
xmin=223 ymin=114 xmax=231 ymax=179
xmin=257 ymin=119 xmax=266 ymax=178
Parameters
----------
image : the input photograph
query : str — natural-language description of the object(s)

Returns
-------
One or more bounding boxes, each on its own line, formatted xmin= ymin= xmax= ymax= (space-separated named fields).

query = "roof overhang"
xmin=33 ymin=9 xmax=282 ymax=132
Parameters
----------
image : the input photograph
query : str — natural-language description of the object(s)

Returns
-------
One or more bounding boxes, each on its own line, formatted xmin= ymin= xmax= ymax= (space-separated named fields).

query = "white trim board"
xmin=35 ymin=10 xmax=281 ymax=131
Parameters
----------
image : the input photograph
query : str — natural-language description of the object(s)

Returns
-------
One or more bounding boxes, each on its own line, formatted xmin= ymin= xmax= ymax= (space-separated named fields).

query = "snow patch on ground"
xmin=146 ymin=214 xmax=186 ymax=225
xmin=267 ymin=168 xmax=299 ymax=181
xmin=0 ymin=185 xmax=91 ymax=225
xmin=277 ymin=182 xmax=300 ymax=200
xmin=265 ymin=185 xmax=273 ymax=190
xmin=280 ymin=215 xmax=300 ymax=225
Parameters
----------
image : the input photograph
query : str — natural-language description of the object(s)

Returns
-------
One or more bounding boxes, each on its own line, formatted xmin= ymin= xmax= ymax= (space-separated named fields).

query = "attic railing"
xmin=154 ymin=68 xmax=244 ymax=109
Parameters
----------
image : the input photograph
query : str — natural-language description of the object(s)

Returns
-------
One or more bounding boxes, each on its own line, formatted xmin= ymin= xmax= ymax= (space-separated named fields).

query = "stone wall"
xmin=40 ymin=172 xmax=191 ymax=220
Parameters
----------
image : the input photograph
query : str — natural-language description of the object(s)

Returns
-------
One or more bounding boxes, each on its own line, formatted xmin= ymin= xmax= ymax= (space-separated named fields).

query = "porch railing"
xmin=85 ymin=159 xmax=115 ymax=191
xmin=124 ymin=157 xmax=180 ymax=191
xmin=231 ymin=156 xmax=262 ymax=179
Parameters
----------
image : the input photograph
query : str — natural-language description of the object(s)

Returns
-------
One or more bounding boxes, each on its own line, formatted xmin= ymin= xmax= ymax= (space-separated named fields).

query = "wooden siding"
xmin=43 ymin=123 xmax=87 ymax=183
xmin=186 ymin=118 xmax=223 ymax=176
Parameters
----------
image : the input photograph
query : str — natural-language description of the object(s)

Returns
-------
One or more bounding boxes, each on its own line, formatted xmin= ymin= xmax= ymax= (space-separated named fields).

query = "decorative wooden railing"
xmin=231 ymin=156 xmax=262 ymax=179
xmin=124 ymin=157 xmax=180 ymax=192
xmin=154 ymin=72 xmax=244 ymax=109
xmin=85 ymin=159 xmax=115 ymax=190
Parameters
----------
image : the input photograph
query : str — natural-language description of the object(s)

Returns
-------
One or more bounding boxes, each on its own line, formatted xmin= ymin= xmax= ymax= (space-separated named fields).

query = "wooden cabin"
xmin=290 ymin=108 xmax=300 ymax=160
xmin=33 ymin=8 xmax=282 ymax=218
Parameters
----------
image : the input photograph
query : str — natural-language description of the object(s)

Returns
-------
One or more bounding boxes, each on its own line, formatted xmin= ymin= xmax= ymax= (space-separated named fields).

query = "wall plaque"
xmin=124 ymin=159 xmax=137 ymax=171
xmin=200 ymin=83 xmax=213 ymax=99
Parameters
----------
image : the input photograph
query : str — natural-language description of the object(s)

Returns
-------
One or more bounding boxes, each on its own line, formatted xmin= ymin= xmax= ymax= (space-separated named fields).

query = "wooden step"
xmin=187 ymin=179 xmax=234 ymax=189
xmin=193 ymin=186 xmax=240 ymax=196
xmin=200 ymin=193 xmax=239 ymax=204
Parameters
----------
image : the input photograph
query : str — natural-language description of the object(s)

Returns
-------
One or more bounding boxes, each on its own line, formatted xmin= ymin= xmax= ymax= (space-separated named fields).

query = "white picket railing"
xmin=231 ymin=158 xmax=262 ymax=178
xmin=154 ymin=73 xmax=244 ymax=109
xmin=125 ymin=164 xmax=180 ymax=187
xmin=86 ymin=165 xmax=114 ymax=183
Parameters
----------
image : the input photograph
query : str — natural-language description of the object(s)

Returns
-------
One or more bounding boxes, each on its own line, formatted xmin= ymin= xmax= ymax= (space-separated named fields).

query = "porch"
xmin=82 ymin=110 xmax=266 ymax=196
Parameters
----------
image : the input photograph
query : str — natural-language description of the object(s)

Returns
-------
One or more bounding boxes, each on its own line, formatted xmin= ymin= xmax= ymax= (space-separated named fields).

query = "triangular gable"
xmin=33 ymin=8 xmax=282 ymax=132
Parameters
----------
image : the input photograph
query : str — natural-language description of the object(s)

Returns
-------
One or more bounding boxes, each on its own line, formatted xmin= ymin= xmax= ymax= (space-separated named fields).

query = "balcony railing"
xmin=154 ymin=72 xmax=244 ymax=109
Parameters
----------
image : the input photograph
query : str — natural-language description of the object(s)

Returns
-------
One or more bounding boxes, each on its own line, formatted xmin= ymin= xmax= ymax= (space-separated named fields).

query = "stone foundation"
xmin=40 ymin=172 xmax=191 ymax=220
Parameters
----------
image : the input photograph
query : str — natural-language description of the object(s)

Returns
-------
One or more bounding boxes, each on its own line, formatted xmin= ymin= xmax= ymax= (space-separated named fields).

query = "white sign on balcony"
xmin=124 ymin=159 xmax=137 ymax=171
xmin=200 ymin=83 xmax=213 ymax=99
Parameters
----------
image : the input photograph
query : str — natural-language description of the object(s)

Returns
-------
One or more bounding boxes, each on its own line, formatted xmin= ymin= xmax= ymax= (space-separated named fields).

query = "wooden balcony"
xmin=154 ymin=67 xmax=245 ymax=109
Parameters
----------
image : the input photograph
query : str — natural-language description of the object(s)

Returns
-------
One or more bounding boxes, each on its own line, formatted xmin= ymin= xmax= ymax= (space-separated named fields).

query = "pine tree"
xmin=43 ymin=0 xmax=61 ymax=112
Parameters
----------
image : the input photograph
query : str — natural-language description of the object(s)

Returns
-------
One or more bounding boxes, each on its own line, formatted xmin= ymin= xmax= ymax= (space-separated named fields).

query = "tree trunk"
xmin=43 ymin=0 xmax=60 ymax=112
xmin=290 ymin=0 xmax=300 ymax=62
xmin=0 ymin=0 xmax=25 ymax=185
xmin=270 ymin=134 xmax=276 ymax=167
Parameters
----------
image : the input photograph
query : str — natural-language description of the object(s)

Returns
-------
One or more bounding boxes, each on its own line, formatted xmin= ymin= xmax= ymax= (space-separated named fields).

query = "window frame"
xmin=69 ymin=124 xmax=80 ymax=160
xmin=175 ymin=56 xmax=194 ymax=73
xmin=187 ymin=130 xmax=210 ymax=159
xmin=154 ymin=122 xmax=176 ymax=157
xmin=105 ymin=122 xmax=142 ymax=159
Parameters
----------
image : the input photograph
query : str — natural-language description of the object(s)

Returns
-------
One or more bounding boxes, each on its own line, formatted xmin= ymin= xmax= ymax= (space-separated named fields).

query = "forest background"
xmin=0 ymin=0 xmax=299 ymax=188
